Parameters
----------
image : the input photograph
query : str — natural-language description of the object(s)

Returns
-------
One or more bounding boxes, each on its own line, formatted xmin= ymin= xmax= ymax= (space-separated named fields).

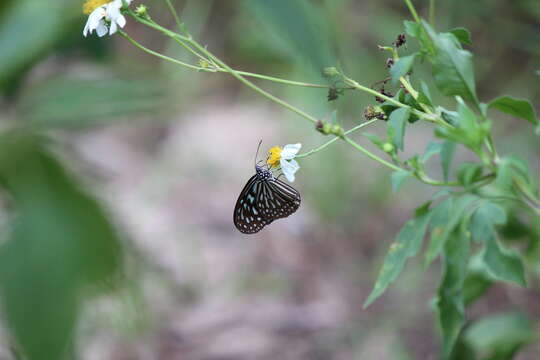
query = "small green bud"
xmin=316 ymin=120 xmax=331 ymax=135
xmin=331 ymin=124 xmax=344 ymax=137
xmin=322 ymin=67 xmax=340 ymax=78
xmin=135 ymin=4 xmax=148 ymax=17
xmin=382 ymin=142 xmax=394 ymax=153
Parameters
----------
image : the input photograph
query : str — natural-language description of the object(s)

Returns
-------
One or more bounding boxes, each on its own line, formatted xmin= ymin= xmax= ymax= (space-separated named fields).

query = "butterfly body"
xmin=234 ymin=165 xmax=301 ymax=234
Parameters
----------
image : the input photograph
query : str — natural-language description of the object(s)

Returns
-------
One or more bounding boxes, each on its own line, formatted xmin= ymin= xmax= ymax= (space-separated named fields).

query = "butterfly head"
xmin=255 ymin=165 xmax=273 ymax=181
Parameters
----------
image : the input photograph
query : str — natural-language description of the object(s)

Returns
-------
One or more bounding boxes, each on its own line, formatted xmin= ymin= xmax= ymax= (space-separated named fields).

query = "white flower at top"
xmin=267 ymin=143 xmax=302 ymax=182
xmin=83 ymin=0 xmax=132 ymax=38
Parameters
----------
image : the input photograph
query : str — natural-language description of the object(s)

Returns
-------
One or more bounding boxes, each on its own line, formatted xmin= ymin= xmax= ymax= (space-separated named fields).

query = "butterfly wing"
xmin=264 ymin=178 xmax=301 ymax=220
xmin=233 ymin=175 xmax=270 ymax=234
xmin=234 ymin=175 xmax=301 ymax=234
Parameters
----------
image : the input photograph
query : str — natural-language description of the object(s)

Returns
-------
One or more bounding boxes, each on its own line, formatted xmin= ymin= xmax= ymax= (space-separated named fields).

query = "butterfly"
xmin=233 ymin=142 xmax=301 ymax=234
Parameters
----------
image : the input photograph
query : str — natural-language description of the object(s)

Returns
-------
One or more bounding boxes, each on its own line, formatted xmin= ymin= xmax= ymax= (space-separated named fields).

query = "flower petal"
xmin=109 ymin=20 xmax=118 ymax=35
xmin=96 ymin=21 xmax=108 ymax=37
xmin=280 ymin=143 xmax=302 ymax=159
xmin=115 ymin=14 xmax=126 ymax=28
xmin=281 ymin=159 xmax=300 ymax=182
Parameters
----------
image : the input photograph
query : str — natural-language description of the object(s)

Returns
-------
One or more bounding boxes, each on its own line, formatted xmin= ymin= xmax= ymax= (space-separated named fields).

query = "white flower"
xmin=267 ymin=143 xmax=301 ymax=182
xmin=83 ymin=0 xmax=132 ymax=38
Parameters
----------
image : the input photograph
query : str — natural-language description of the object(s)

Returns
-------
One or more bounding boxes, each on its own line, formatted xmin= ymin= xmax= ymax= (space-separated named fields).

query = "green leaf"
xmin=449 ymin=27 xmax=472 ymax=45
xmin=363 ymin=132 xmax=385 ymax=150
xmin=488 ymin=96 xmax=538 ymax=125
xmin=422 ymin=21 xmax=479 ymax=105
xmin=470 ymin=202 xmax=506 ymax=243
xmin=19 ymin=76 xmax=171 ymax=127
xmin=464 ymin=312 xmax=536 ymax=358
xmin=421 ymin=141 xmax=443 ymax=164
xmin=0 ymin=133 xmax=123 ymax=360
xmin=456 ymin=162 xmax=484 ymax=186
xmin=436 ymin=98 xmax=490 ymax=152
xmin=391 ymin=170 xmax=411 ymax=193
xmin=404 ymin=20 xmax=420 ymax=38
xmin=0 ymin=0 xmax=80 ymax=90
xmin=436 ymin=230 xmax=470 ymax=359
xmin=418 ymin=81 xmax=433 ymax=107
xmin=387 ymin=107 xmax=410 ymax=151
xmin=425 ymin=195 xmax=477 ymax=267
xmin=483 ymin=237 xmax=526 ymax=287
xmin=364 ymin=203 xmax=432 ymax=307
xmin=463 ymin=254 xmax=493 ymax=306
xmin=390 ymin=53 xmax=417 ymax=85
xmin=440 ymin=140 xmax=456 ymax=182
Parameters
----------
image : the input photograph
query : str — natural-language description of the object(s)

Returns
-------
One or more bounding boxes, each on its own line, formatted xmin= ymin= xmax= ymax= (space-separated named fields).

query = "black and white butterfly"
xmin=233 ymin=142 xmax=301 ymax=234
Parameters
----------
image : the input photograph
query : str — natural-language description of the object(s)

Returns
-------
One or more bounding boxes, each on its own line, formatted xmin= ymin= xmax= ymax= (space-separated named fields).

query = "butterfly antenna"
xmin=254 ymin=139 xmax=263 ymax=167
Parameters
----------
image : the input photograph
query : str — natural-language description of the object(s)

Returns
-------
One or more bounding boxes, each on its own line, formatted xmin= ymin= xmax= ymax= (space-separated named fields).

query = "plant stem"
xmin=120 ymin=31 xmax=202 ymax=71
xmin=429 ymin=0 xmax=436 ymax=25
xmin=296 ymin=119 xmax=379 ymax=159
xmin=183 ymin=34 xmax=320 ymax=124
xmin=164 ymin=0 xmax=186 ymax=35
xmin=344 ymin=136 xmax=403 ymax=172
xmin=121 ymin=29 xmax=328 ymax=88
xmin=404 ymin=0 xmax=421 ymax=23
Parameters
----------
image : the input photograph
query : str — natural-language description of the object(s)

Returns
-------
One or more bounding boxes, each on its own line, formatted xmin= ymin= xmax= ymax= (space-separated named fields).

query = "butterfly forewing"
xmin=234 ymin=166 xmax=301 ymax=234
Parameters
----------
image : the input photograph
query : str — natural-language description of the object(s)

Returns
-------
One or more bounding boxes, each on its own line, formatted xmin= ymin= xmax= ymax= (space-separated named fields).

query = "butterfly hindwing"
xmin=234 ymin=167 xmax=301 ymax=234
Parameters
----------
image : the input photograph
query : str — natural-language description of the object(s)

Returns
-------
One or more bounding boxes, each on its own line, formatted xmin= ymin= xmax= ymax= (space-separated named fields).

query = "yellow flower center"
xmin=267 ymin=146 xmax=282 ymax=168
xmin=83 ymin=0 xmax=110 ymax=14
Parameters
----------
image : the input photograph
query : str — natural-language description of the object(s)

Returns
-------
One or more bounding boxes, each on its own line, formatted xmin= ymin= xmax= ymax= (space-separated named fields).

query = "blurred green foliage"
xmin=0 ymin=0 xmax=538 ymax=359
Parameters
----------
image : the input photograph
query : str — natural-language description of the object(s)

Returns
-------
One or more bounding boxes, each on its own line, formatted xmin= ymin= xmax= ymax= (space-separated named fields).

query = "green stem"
xmin=296 ymin=119 xmax=379 ymax=159
xmin=404 ymin=0 xmax=421 ymax=23
xmin=164 ymin=0 xmax=186 ymax=35
xmin=185 ymin=35 xmax=320 ymax=124
xmin=344 ymin=136 xmax=403 ymax=172
xmin=121 ymin=29 xmax=328 ymax=88
xmin=119 ymin=31 xmax=202 ymax=71
xmin=429 ymin=0 xmax=436 ymax=25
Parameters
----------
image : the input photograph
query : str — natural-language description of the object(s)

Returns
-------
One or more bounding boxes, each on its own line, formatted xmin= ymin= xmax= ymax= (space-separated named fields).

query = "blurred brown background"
xmin=0 ymin=0 xmax=539 ymax=359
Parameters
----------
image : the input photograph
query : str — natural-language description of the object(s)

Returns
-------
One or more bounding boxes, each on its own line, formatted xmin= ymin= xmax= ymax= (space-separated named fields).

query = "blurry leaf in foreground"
xmin=18 ymin=76 xmax=171 ymax=127
xmin=243 ymin=0 xmax=335 ymax=78
xmin=0 ymin=0 xmax=80 ymax=90
xmin=0 ymin=133 xmax=123 ymax=360
xmin=464 ymin=312 xmax=536 ymax=359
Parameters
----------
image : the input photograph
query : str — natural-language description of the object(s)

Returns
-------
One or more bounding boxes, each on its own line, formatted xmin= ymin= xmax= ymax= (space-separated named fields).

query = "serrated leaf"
xmin=488 ymin=96 xmax=538 ymax=125
xmin=387 ymin=107 xmax=410 ymax=151
xmin=440 ymin=140 xmax=456 ymax=182
xmin=449 ymin=27 xmax=472 ymax=45
xmin=391 ymin=170 xmax=411 ymax=193
xmin=422 ymin=21 xmax=479 ymax=105
xmin=364 ymin=203 xmax=432 ymax=307
xmin=425 ymin=195 xmax=477 ymax=267
xmin=390 ymin=53 xmax=417 ymax=85
xmin=437 ymin=230 xmax=470 ymax=359
xmin=464 ymin=312 xmax=536 ymax=358
xmin=483 ymin=237 xmax=526 ymax=287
